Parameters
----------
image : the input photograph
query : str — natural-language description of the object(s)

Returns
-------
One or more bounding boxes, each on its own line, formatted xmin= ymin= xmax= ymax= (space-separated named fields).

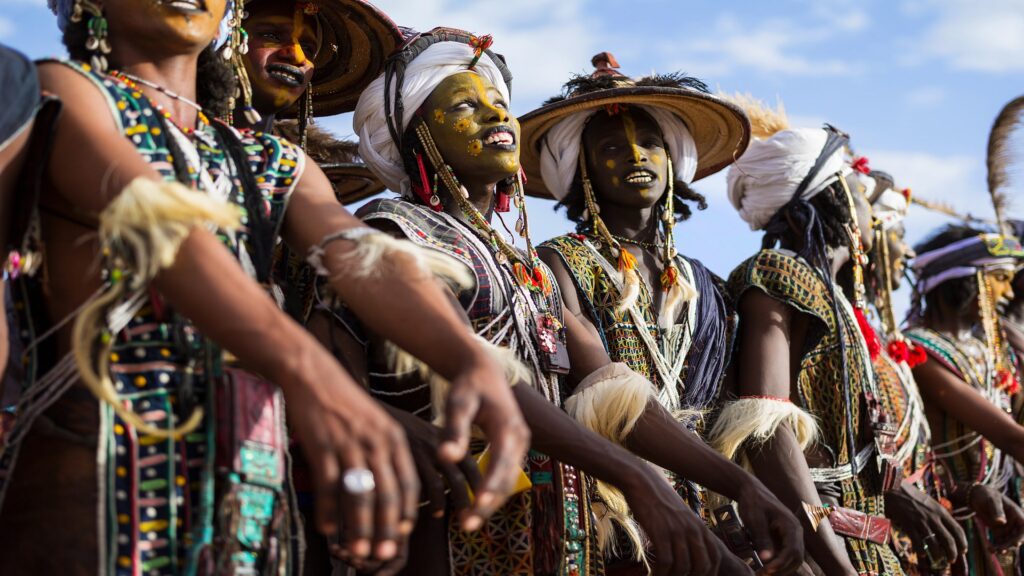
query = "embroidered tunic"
xmin=540 ymin=233 xmax=733 ymax=513
xmin=872 ymin=344 xmax=940 ymax=574
xmin=0 ymin=60 xmax=304 ymax=575
xmin=905 ymin=326 xmax=1021 ymax=575
xmin=358 ymin=199 xmax=601 ymax=576
xmin=729 ymin=249 xmax=904 ymax=576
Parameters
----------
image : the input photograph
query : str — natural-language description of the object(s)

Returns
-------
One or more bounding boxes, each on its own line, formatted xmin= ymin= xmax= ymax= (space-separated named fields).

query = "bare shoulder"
xmin=36 ymin=61 xmax=118 ymax=133
xmin=737 ymin=287 xmax=793 ymax=321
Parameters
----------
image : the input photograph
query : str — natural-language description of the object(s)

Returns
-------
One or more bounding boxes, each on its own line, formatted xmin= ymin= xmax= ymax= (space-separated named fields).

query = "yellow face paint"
xmin=433 ymin=109 xmax=446 ymax=124
xmin=605 ymin=159 xmax=616 ymax=169
xmin=612 ymin=176 xmax=621 ymax=187
xmin=468 ymin=73 xmax=505 ymax=119
xmin=454 ymin=118 xmax=471 ymax=133
xmin=467 ymin=140 xmax=483 ymax=156
xmin=291 ymin=6 xmax=309 ymax=66
xmin=621 ymin=111 xmax=642 ymax=163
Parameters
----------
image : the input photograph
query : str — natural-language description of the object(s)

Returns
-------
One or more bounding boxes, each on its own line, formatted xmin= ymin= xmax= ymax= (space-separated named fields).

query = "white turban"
xmin=354 ymin=41 xmax=510 ymax=194
xmin=726 ymin=128 xmax=850 ymax=231
xmin=873 ymin=188 xmax=909 ymax=231
xmin=538 ymin=106 xmax=698 ymax=201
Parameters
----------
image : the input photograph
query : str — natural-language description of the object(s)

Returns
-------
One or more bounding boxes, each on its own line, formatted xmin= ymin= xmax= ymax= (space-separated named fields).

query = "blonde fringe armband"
xmin=72 ymin=178 xmax=242 ymax=439
xmin=708 ymin=396 xmax=819 ymax=468
xmin=387 ymin=335 xmax=531 ymax=425
xmin=307 ymin=226 xmax=473 ymax=291
xmin=564 ymin=363 xmax=657 ymax=560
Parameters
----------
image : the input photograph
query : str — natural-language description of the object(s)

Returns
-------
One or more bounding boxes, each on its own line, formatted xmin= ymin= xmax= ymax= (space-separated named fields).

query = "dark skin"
xmin=238 ymin=0 xmax=318 ymax=129
xmin=538 ymin=107 xmax=805 ymax=575
xmin=0 ymin=1 xmax=530 ymax=572
xmin=864 ymin=218 xmax=966 ymax=567
xmin=398 ymin=70 xmax=759 ymax=575
xmin=911 ymin=268 xmax=1024 ymax=552
xmin=877 ymin=223 xmax=914 ymax=291
xmin=237 ymin=7 xmax=492 ymax=571
xmin=726 ymin=179 xmax=874 ymax=576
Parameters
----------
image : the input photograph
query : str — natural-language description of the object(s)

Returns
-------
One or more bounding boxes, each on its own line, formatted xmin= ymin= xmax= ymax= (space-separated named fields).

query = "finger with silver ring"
xmin=343 ymin=468 xmax=376 ymax=494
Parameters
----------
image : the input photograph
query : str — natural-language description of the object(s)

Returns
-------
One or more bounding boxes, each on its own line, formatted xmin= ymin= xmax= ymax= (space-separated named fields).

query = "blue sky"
xmin=3 ymin=0 xmax=1024 ymax=294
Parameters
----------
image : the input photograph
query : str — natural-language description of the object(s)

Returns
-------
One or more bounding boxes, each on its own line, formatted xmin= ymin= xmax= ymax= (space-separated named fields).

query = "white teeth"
xmin=167 ymin=0 xmax=201 ymax=9
xmin=484 ymin=131 xmax=514 ymax=145
xmin=625 ymin=171 xmax=654 ymax=184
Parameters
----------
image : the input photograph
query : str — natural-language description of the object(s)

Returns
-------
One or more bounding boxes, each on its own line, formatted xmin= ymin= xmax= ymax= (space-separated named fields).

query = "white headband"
xmin=873 ymin=188 xmax=909 ymax=231
xmin=537 ymin=106 xmax=698 ymax=201
xmin=726 ymin=127 xmax=850 ymax=231
xmin=353 ymin=41 xmax=510 ymax=194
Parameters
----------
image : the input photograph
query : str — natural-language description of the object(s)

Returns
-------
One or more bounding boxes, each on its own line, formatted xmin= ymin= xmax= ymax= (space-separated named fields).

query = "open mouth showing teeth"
xmin=482 ymin=126 xmax=516 ymax=149
xmin=624 ymin=169 xmax=656 ymax=185
xmin=266 ymin=64 xmax=305 ymax=88
xmin=162 ymin=0 xmax=205 ymax=12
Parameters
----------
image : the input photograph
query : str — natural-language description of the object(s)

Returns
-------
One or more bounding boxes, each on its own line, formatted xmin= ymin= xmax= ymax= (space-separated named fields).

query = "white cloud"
xmin=667 ymin=13 xmax=862 ymax=78
xmin=379 ymin=0 xmax=598 ymax=109
xmin=865 ymin=149 xmax=990 ymax=246
xmin=910 ymin=0 xmax=1024 ymax=73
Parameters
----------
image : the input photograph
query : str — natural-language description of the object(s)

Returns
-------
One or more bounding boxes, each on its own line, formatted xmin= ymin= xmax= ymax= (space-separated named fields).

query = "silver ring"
xmin=342 ymin=468 xmax=376 ymax=495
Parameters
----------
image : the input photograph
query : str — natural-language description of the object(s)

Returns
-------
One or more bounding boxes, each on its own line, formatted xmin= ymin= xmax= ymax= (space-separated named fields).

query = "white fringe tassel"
xmin=564 ymin=363 xmax=656 ymax=561
xmin=73 ymin=178 xmax=241 ymax=438
xmin=386 ymin=336 xmax=531 ymax=426
xmin=615 ymin=266 xmax=642 ymax=315
xmin=657 ymin=278 xmax=699 ymax=331
xmin=708 ymin=397 xmax=820 ymax=467
xmin=318 ymin=231 xmax=473 ymax=291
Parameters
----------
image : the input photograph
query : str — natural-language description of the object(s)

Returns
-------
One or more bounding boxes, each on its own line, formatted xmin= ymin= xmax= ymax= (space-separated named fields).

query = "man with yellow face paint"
xmin=905 ymin=227 xmax=1024 ymax=574
xmin=236 ymin=0 xmax=401 ymax=148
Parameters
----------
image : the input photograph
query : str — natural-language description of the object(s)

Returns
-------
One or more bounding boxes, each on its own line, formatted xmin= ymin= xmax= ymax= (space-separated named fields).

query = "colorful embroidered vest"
xmin=2 ymin=60 xmax=303 ymax=576
xmin=358 ymin=198 xmax=602 ymax=576
xmin=729 ymin=249 xmax=904 ymax=576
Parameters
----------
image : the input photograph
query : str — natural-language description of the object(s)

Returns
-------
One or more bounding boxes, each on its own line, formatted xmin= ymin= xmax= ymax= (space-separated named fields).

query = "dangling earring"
xmin=221 ymin=0 xmax=261 ymax=125
xmin=297 ymin=83 xmax=313 ymax=150
xmin=72 ymin=0 xmax=111 ymax=73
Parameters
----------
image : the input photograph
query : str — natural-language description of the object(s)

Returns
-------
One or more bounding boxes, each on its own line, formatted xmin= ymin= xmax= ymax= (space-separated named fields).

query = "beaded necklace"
xmin=109 ymin=70 xmax=210 ymax=136
xmin=414 ymin=120 xmax=569 ymax=373
xmin=414 ymin=121 xmax=552 ymax=295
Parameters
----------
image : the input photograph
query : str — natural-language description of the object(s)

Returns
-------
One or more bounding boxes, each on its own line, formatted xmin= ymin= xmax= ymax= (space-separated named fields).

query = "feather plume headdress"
xmin=986 ymin=95 xmax=1024 ymax=235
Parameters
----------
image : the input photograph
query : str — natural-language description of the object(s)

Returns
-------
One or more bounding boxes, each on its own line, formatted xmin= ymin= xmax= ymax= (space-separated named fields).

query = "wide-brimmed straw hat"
xmin=247 ymin=0 xmax=403 ymax=117
xmin=519 ymin=53 xmax=750 ymax=198
xmin=323 ymin=162 xmax=386 ymax=203
xmin=275 ymin=120 xmax=384 ymax=203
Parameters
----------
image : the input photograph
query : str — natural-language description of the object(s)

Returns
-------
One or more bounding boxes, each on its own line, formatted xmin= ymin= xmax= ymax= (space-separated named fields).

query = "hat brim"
xmin=257 ymin=0 xmax=402 ymax=118
xmin=518 ymin=86 xmax=750 ymax=199
xmin=322 ymin=162 xmax=387 ymax=204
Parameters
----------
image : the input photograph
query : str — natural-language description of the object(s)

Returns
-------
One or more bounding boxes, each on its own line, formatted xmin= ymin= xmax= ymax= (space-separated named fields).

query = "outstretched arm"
xmin=912 ymin=358 xmax=1024 ymax=463
xmin=36 ymin=62 xmax=417 ymax=568
xmin=735 ymin=290 xmax=857 ymax=576
xmin=514 ymin=383 xmax=747 ymax=576
xmin=542 ymin=248 xmax=804 ymax=573
xmin=282 ymin=164 xmax=529 ymax=518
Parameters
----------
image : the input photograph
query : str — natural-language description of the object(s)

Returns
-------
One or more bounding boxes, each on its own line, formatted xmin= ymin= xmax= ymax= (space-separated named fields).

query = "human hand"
xmin=384 ymin=403 xmax=482 ymax=522
xmin=733 ymin=479 xmax=805 ymax=574
xmin=884 ymin=482 xmax=966 ymax=570
xmin=439 ymin=356 xmax=530 ymax=530
xmin=283 ymin=374 xmax=418 ymax=567
xmin=332 ymin=403 xmax=482 ymax=574
xmin=622 ymin=469 xmax=725 ymax=576
xmin=969 ymin=484 xmax=1024 ymax=551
